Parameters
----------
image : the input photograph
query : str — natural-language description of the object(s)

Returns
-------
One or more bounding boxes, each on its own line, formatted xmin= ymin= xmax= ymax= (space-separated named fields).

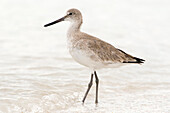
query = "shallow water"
xmin=0 ymin=0 xmax=170 ymax=113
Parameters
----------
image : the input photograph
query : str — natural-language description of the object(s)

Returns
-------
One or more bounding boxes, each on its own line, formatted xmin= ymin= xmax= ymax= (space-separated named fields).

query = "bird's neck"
xmin=67 ymin=21 xmax=82 ymax=37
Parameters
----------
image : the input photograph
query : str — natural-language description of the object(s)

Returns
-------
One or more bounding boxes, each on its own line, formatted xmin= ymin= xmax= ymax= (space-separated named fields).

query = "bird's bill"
xmin=44 ymin=15 xmax=68 ymax=27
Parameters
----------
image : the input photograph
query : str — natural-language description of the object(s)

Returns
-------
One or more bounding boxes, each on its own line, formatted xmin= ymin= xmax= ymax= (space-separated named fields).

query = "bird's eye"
xmin=69 ymin=13 xmax=73 ymax=15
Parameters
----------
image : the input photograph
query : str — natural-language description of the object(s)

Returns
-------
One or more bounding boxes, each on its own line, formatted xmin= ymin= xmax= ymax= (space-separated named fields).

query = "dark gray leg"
xmin=82 ymin=73 xmax=93 ymax=103
xmin=94 ymin=71 xmax=99 ymax=104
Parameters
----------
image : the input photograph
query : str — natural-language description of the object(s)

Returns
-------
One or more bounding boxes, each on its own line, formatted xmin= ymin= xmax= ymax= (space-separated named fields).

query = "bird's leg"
xmin=94 ymin=71 xmax=99 ymax=104
xmin=82 ymin=73 xmax=93 ymax=103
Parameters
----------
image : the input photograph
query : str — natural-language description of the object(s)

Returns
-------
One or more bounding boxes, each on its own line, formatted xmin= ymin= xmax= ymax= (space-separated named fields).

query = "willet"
xmin=44 ymin=8 xmax=145 ymax=104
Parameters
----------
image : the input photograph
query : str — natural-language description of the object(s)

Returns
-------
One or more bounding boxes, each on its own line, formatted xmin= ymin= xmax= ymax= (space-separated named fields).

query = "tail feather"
xmin=117 ymin=49 xmax=145 ymax=64
xmin=123 ymin=57 xmax=145 ymax=64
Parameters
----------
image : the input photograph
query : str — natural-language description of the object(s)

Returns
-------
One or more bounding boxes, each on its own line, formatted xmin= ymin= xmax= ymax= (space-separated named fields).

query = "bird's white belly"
xmin=69 ymin=48 xmax=102 ymax=69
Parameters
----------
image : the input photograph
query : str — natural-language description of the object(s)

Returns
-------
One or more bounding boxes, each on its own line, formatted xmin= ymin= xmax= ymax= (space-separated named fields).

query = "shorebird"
xmin=44 ymin=8 xmax=145 ymax=104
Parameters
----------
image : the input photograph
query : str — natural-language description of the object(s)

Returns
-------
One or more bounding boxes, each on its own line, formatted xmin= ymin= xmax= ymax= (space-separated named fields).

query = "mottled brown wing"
xmin=86 ymin=38 xmax=144 ymax=63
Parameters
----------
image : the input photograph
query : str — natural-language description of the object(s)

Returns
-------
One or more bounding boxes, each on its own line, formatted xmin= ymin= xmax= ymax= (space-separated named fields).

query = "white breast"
xmin=69 ymin=47 xmax=101 ymax=69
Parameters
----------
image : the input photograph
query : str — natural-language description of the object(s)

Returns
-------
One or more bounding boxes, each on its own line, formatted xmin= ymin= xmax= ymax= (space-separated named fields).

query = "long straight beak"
xmin=44 ymin=15 xmax=68 ymax=27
